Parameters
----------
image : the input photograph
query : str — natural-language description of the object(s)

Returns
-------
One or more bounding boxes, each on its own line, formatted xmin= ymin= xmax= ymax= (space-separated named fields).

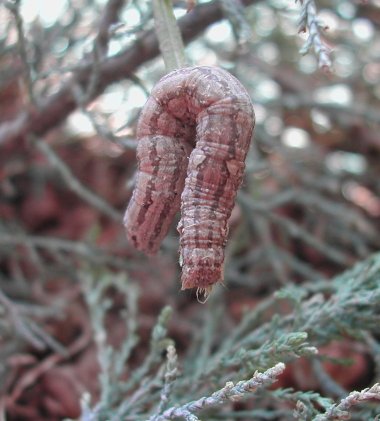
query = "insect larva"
xmin=124 ymin=66 xmax=255 ymax=294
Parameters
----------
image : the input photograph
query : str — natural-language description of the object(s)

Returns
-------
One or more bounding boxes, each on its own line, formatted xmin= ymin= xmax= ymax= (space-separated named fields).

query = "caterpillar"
xmin=124 ymin=66 xmax=255 ymax=294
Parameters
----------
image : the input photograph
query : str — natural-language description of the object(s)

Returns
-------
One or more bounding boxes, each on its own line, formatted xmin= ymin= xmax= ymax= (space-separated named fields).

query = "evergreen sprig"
xmin=79 ymin=252 xmax=380 ymax=420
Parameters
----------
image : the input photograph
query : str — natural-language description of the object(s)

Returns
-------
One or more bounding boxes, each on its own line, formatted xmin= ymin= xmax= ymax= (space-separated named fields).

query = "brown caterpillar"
xmin=124 ymin=66 xmax=254 ymax=294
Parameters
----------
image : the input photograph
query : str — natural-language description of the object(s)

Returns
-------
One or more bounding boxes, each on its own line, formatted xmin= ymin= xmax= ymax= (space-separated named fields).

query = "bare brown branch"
xmin=0 ymin=0 xmax=257 ymax=147
xmin=96 ymin=0 xmax=128 ymax=55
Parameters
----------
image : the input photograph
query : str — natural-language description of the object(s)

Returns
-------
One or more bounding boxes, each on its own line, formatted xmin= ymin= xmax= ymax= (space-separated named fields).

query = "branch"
xmin=0 ymin=0 xmax=258 ymax=147
xmin=296 ymin=0 xmax=332 ymax=70
xmin=76 ymin=0 xmax=127 ymax=105
xmin=36 ymin=140 xmax=122 ymax=222
xmin=5 ymin=0 xmax=36 ymax=106
xmin=0 ymin=233 xmax=132 ymax=270
xmin=96 ymin=0 xmax=127 ymax=55
xmin=153 ymin=0 xmax=187 ymax=71
xmin=149 ymin=363 xmax=285 ymax=421
xmin=313 ymin=383 xmax=380 ymax=421
xmin=220 ymin=0 xmax=252 ymax=45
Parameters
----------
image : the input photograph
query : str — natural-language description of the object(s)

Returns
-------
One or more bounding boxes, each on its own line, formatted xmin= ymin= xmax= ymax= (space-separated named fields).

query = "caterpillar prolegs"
xmin=124 ymin=66 xmax=255 ymax=294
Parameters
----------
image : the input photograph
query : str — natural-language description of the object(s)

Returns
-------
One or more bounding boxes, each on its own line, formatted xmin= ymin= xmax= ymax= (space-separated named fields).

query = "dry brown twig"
xmin=0 ymin=0 xmax=259 ymax=147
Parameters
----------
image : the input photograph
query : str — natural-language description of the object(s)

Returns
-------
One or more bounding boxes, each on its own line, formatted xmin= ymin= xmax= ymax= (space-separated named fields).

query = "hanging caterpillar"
xmin=124 ymin=66 xmax=255 ymax=294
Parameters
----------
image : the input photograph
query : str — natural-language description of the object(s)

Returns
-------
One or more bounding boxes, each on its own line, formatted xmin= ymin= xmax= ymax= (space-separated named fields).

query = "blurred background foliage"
xmin=0 ymin=0 xmax=380 ymax=420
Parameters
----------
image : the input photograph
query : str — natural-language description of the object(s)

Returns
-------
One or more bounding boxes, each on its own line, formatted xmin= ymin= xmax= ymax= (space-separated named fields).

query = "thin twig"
xmin=156 ymin=345 xmax=179 ymax=414
xmin=5 ymin=0 xmax=37 ymax=106
xmin=220 ymin=0 xmax=252 ymax=45
xmin=149 ymin=363 xmax=285 ymax=421
xmin=296 ymin=0 xmax=332 ymax=70
xmin=313 ymin=383 xmax=380 ymax=420
xmin=96 ymin=0 xmax=127 ymax=56
xmin=153 ymin=0 xmax=187 ymax=70
xmin=0 ymin=0 xmax=259 ymax=146
xmin=0 ymin=233 xmax=131 ymax=269
xmin=0 ymin=289 xmax=45 ymax=350
xmin=35 ymin=140 xmax=122 ymax=222
xmin=6 ymin=308 xmax=92 ymax=407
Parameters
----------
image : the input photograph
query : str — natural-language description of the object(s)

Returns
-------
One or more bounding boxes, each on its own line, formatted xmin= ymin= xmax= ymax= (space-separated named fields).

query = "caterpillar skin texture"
xmin=123 ymin=66 xmax=255 ymax=291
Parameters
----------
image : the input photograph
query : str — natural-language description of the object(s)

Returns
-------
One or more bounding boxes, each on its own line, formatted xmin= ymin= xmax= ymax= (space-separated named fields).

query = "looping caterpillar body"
xmin=124 ymin=66 xmax=255 ymax=294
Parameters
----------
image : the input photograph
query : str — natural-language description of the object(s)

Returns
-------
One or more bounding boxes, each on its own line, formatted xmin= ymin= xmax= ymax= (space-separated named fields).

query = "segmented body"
xmin=124 ymin=66 xmax=255 ymax=292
